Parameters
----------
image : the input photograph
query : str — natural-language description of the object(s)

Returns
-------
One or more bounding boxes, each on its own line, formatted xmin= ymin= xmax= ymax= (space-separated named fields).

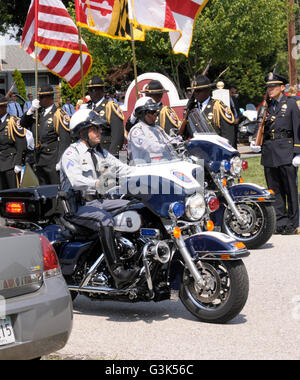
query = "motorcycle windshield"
xmin=188 ymin=108 xmax=217 ymax=135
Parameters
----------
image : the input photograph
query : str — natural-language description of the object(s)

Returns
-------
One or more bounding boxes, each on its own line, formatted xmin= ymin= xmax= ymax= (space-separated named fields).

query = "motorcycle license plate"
xmin=0 ymin=317 xmax=15 ymax=346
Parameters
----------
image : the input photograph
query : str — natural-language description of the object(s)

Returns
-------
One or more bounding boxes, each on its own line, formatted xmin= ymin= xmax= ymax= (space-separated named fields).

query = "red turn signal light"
xmin=242 ymin=160 xmax=248 ymax=171
xmin=6 ymin=202 xmax=25 ymax=214
xmin=208 ymin=197 xmax=220 ymax=212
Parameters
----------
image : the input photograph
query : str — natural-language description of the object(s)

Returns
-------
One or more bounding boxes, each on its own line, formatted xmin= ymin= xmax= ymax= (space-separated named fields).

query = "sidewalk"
xmin=238 ymin=144 xmax=261 ymax=159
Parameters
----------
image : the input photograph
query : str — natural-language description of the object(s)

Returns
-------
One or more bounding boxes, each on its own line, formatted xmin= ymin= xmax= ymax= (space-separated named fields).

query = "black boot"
xmin=99 ymin=226 xmax=139 ymax=288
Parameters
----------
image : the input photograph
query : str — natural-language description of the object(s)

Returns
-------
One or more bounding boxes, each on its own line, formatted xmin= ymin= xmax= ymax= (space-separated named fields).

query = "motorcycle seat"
xmin=59 ymin=215 xmax=98 ymax=241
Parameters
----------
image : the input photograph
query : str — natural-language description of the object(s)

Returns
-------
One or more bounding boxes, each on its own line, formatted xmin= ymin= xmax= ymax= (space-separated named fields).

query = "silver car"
xmin=0 ymin=226 xmax=72 ymax=360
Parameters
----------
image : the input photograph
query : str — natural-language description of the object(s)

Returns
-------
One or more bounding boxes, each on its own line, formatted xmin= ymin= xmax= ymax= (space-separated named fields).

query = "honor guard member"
xmin=21 ymin=85 xmax=71 ymax=185
xmin=128 ymin=97 xmax=182 ymax=164
xmin=0 ymin=96 xmax=27 ymax=190
xmin=251 ymin=73 xmax=300 ymax=235
xmin=58 ymin=109 xmax=138 ymax=288
xmin=86 ymin=76 xmax=124 ymax=156
xmin=184 ymin=75 xmax=236 ymax=147
xmin=126 ymin=80 xmax=181 ymax=135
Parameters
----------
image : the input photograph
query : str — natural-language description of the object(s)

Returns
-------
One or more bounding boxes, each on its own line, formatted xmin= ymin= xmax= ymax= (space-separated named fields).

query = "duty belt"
xmin=264 ymin=130 xmax=293 ymax=141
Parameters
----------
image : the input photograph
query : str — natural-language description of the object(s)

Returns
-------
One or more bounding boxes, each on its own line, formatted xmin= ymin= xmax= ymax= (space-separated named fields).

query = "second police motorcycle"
xmin=179 ymin=108 xmax=276 ymax=249
xmin=0 ymin=111 xmax=250 ymax=324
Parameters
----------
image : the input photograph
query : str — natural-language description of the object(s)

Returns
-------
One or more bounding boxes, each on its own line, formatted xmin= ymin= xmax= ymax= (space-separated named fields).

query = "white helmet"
xmin=69 ymin=109 xmax=107 ymax=137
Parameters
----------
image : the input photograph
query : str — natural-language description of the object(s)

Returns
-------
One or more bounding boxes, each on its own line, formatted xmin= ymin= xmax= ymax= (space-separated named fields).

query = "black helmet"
xmin=134 ymin=96 xmax=162 ymax=120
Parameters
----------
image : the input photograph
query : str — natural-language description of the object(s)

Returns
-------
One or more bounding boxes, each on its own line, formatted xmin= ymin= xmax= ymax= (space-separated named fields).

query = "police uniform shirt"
xmin=128 ymin=121 xmax=180 ymax=164
xmin=7 ymin=101 xmax=23 ymax=118
xmin=197 ymin=96 xmax=211 ymax=112
xmin=261 ymin=94 xmax=300 ymax=167
xmin=59 ymin=140 xmax=132 ymax=194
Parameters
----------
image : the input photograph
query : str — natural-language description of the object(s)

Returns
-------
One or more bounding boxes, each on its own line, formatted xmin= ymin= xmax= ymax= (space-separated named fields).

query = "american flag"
xmin=21 ymin=0 xmax=92 ymax=88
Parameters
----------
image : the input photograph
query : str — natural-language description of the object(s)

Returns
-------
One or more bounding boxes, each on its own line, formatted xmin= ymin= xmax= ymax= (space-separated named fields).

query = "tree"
xmin=12 ymin=69 xmax=27 ymax=99
xmin=0 ymin=1 xmax=69 ymax=37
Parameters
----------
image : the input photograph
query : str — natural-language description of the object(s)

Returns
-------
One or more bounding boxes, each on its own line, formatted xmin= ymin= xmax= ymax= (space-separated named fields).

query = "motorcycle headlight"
xmin=230 ymin=156 xmax=242 ymax=177
xmin=185 ymin=193 xmax=206 ymax=221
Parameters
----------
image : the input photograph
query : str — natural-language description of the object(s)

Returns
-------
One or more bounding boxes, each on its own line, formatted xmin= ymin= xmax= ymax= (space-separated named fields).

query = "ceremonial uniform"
xmin=87 ymin=76 xmax=124 ymax=156
xmin=21 ymin=86 xmax=71 ymax=185
xmin=0 ymin=97 xmax=27 ymax=189
xmin=184 ymin=75 xmax=235 ymax=147
xmin=259 ymin=73 xmax=300 ymax=234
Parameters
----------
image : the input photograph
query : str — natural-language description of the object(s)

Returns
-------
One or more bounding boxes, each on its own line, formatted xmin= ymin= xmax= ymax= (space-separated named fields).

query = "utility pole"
xmin=287 ymin=0 xmax=298 ymax=87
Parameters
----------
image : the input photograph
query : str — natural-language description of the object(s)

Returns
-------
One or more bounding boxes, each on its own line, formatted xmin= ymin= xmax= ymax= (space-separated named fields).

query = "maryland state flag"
xmin=75 ymin=0 xmax=144 ymax=41
xmin=128 ymin=0 xmax=210 ymax=56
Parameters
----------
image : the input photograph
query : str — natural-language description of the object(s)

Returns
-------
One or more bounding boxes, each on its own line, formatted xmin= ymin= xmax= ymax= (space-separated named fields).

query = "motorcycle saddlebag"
xmin=0 ymin=185 xmax=60 ymax=221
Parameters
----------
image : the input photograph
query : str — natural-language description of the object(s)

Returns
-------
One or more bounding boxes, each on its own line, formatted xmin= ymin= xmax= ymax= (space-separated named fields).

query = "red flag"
xmin=21 ymin=0 xmax=92 ymax=88
xmin=128 ymin=0 xmax=209 ymax=56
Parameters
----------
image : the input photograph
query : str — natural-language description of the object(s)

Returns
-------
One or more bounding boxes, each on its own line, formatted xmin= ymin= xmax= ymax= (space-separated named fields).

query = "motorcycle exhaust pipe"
xmin=148 ymin=241 xmax=171 ymax=264
xmin=68 ymin=285 xmax=137 ymax=299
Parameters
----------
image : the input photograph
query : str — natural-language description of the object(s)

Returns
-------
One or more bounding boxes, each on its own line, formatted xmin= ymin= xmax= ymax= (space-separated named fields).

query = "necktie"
xmin=88 ymin=148 xmax=101 ymax=177
xmin=199 ymin=103 xmax=203 ymax=111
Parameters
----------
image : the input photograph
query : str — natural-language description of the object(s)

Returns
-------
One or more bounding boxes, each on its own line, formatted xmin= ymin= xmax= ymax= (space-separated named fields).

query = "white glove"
xmin=250 ymin=141 xmax=261 ymax=153
xmin=14 ymin=165 xmax=23 ymax=174
xmin=292 ymin=154 xmax=300 ymax=167
xmin=28 ymin=99 xmax=40 ymax=115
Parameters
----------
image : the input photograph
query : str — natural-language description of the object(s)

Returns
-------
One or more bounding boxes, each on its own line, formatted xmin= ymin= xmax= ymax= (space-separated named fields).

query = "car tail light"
xmin=208 ymin=196 xmax=220 ymax=212
xmin=6 ymin=202 xmax=25 ymax=214
xmin=40 ymin=235 xmax=61 ymax=278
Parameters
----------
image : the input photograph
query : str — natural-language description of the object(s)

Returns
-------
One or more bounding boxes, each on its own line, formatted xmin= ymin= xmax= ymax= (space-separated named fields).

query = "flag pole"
xmin=78 ymin=25 xmax=86 ymax=102
xmin=129 ymin=22 xmax=139 ymax=99
xmin=34 ymin=0 xmax=39 ymax=148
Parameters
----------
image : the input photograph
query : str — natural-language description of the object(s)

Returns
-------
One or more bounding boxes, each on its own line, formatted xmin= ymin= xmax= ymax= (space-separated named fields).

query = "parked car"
xmin=0 ymin=226 xmax=72 ymax=360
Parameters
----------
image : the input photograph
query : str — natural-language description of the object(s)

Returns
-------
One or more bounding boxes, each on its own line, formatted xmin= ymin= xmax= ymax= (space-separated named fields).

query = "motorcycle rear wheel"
xmin=222 ymin=202 xmax=276 ymax=249
xmin=179 ymin=259 xmax=249 ymax=324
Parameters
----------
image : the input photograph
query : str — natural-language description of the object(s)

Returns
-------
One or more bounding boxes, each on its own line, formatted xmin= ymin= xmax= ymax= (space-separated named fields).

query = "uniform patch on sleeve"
xmin=296 ymin=100 xmax=300 ymax=111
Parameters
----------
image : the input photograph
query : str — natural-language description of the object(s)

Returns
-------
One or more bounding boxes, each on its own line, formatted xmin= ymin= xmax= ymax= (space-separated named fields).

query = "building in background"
xmin=0 ymin=45 xmax=60 ymax=100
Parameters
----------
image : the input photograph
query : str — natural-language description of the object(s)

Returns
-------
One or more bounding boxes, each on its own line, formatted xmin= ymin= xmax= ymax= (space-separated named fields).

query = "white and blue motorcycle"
xmin=184 ymin=109 xmax=276 ymax=249
xmin=0 ymin=153 xmax=249 ymax=324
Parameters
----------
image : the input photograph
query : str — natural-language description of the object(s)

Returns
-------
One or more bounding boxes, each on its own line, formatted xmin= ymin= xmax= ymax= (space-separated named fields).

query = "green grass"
xmin=242 ymin=156 xmax=300 ymax=194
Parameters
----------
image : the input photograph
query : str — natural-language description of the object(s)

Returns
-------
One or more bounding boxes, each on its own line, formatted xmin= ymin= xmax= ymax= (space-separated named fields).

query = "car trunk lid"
xmin=0 ymin=227 xmax=43 ymax=299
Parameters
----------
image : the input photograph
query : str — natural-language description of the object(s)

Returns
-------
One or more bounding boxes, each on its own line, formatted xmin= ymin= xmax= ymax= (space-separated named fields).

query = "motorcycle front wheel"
xmin=179 ymin=259 xmax=249 ymax=324
xmin=222 ymin=202 xmax=276 ymax=249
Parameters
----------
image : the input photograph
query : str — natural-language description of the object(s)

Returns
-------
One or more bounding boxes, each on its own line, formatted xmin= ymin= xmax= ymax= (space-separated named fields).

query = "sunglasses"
xmin=146 ymin=110 xmax=159 ymax=115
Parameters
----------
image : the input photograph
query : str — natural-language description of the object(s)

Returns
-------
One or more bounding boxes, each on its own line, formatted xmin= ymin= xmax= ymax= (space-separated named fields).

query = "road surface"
xmin=50 ymin=233 xmax=300 ymax=360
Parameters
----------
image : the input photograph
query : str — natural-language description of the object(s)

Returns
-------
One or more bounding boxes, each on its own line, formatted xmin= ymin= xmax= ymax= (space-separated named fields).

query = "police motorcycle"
xmin=0 ymin=138 xmax=249 ymax=325
xmin=238 ymin=104 xmax=258 ymax=143
xmin=181 ymin=109 xmax=276 ymax=249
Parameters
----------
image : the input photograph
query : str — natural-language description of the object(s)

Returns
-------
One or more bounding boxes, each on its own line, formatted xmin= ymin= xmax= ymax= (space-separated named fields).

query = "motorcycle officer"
xmin=127 ymin=97 xmax=182 ymax=164
xmin=126 ymin=80 xmax=181 ymax=135
xmin=58 ymin=109 xmax=138 ymax=288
